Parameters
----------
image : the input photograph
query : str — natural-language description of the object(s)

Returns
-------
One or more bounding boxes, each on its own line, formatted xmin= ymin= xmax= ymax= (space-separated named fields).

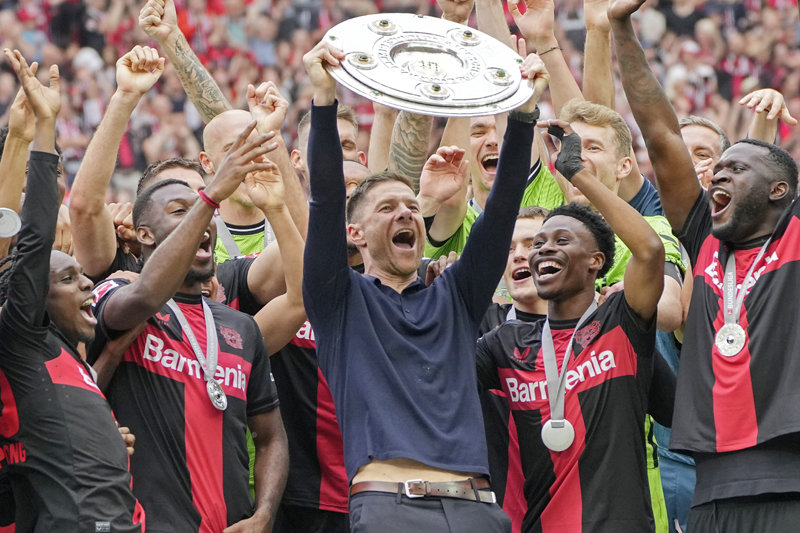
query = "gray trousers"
xmin=349 ymin=491 xmax=511 ymax=533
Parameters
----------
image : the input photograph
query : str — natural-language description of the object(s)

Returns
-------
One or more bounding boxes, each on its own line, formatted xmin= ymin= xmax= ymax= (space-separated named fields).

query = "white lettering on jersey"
xmin=142 ymin=334 xmax=247 ymax=392
xmin=505 ymin=350 xmax=617 ymax=403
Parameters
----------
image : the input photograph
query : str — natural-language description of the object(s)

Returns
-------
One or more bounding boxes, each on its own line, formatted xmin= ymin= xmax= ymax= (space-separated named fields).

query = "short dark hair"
xmin=133 ymin=178 xmax=191 ymax=229
xmin=679 ymin=116 xmax=731 ymax=154
xmin=138 ymin=158 xmax=205 ymax=195
xmin=518 ymin=206 xmax=549 ymax=220
xmin=0 ymin=247 xmax=18 ymax=306
xmin=733 ymin=138 xmax=798 ymax=197
xmin=545 ymin=203 xmax=616 ymax=277
xmin=346 ymin=171 xmax=414 ymax=223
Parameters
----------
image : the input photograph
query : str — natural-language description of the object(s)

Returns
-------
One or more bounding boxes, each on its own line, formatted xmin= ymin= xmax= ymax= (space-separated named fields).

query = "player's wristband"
xmin=199 ymin=190 xmax=220 ymax=209
xmin=509 ymin=106 xmax=540 ymax=124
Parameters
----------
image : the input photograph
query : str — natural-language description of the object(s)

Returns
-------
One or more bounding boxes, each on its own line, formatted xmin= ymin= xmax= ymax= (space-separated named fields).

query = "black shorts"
xmin=273 ymin=503 xmax=349 ymax=533
xmin=689 ymin=494 xmax=800 ymax=533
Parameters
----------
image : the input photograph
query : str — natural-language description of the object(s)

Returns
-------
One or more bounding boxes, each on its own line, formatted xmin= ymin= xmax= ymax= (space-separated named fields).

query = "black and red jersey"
xmin=673 ymin=193 xmax=800 ymax=455
xmin=271 ymin=321 xmax=348 ymax=513
xmin=476 ymin=293 xmax=655 ymax=533
xmin=479 ymin=303 xmax=544 ymax=533
xmin=0 ymin=152 xmax=144 ymax=532
xmin=89 ymin=279 xmax=278 ymax=532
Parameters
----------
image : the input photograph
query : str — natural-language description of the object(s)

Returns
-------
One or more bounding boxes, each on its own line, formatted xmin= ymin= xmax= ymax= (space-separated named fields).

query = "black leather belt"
xmin=349 ymin=478 xmax=496 ymax=504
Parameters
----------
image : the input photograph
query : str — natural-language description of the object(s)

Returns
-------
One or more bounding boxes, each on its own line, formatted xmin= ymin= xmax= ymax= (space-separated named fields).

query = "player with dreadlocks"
xmin=0 ymin=49 xmax=145 ymax=531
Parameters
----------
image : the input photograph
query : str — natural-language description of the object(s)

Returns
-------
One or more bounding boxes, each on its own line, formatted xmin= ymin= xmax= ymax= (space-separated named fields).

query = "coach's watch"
xmin=509 ymin=106 xmax=541 ymax=124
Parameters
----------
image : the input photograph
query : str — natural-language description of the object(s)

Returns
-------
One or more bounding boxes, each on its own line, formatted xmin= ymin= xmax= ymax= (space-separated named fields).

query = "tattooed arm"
xmin=387 ymin=112 xmax=434 ymax=193
xmin=139 ymin=0 xmax=232 ymax=123
xmin=608 ymin=0 xmax=699 ymax=233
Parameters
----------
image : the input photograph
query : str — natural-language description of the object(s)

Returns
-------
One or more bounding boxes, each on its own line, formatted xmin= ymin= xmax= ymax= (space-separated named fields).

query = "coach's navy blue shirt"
xmin=303 ymin=102 xmax=533 ymax=482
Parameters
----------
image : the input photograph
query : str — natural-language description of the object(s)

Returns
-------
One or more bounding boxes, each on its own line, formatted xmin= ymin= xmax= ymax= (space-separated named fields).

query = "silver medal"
xmin=206 ymin=380 xmax=228 ymax=411
xmin=715 ymin=323 xmax=746 ymax=357
xmin=0 ymin=208 xmax=21 ymax=238
xmin=541 ymin=419 xmax=575 ymax=452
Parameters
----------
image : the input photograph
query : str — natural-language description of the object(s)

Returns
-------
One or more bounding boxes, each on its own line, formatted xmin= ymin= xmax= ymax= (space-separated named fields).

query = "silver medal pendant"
xmin=715 ymin=323 xmax=746 ymax=357
xmin=541 ymin=419 xmax=575 ymax=452
xmin=206 ymin=380 xmax=228 ymax=411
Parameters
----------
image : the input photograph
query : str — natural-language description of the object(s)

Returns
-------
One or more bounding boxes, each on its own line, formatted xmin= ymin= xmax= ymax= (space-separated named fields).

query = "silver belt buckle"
xmin=403 ymin=478 xmax=425 ymax=498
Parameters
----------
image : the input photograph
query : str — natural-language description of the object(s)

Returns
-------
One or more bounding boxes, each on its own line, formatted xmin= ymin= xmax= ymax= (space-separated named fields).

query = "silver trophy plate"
xmin=324 ymin=13 xmax=535 ymax=117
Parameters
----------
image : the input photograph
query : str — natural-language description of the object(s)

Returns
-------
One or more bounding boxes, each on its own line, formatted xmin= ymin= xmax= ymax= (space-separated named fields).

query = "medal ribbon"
xmin=166 ymin=298 xmax=219 ymax=384
xmin=721 ymin=239 xmax=772 ymax=327
xmin=541 ymin=301 xmax=598 ymax=425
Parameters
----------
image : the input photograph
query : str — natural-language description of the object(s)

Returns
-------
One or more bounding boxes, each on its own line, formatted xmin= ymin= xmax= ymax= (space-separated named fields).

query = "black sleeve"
xmin=647 ymin=348 xmax=677 ymax=427
xmin=245 ymin=319 xmax=280 ymax=416
xmin=449 ymin=118 xmax=534 ymax=323
xmin=675 ymin=190 xmax=712 ymax=266
xmin=476 ymin=331 xmax=501 ymax=392
xmin=2 ymin=151 xmax=60 ymax=333
xmin=217 ymin=257 xmax=261 ymax=316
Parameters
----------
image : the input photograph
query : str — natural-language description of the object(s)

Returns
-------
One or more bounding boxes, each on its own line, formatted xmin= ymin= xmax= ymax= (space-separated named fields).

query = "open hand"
xmin=739 ymin=88 xmax=798 ymax=125
xmin=244 ymin=158 xmax=285 ymax=214
xmin=419 ymin=146 xmax=469 ymax=204
xmin=4 ymin=49 xmax=60 ymax=121
xmin=203 ymin=122 xmax=279 ymax=204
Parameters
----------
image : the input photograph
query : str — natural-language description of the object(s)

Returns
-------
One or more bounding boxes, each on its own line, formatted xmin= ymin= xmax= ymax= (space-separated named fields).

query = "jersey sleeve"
xmin=217 ymin=257 xmax=261 ymax=316
xmin=610 ymin=290 xmax=656 ymax=359
xmin=1 ymin=151 xmax=60 ymax=336
xmin=520 ymin=161 xmax=566 ymax=210
xmin=476 ymin=331 xmax=502 ymax=392
xmin=245 ymin=321 xmax=280 ymax=416
xmin=88 ymin=278 xmax=132 ymax=354
xmin=675 ymin=190 xmax=712 ymax=265
xmin=645 ymin=215 xmax=686 ymax=273
xmin=423 ymin=206 xmax=477 ymax=259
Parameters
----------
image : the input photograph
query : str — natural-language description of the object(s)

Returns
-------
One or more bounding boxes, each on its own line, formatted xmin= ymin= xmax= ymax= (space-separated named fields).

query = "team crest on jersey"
xmin=574 ymin=320 xmax=600 ymax=347
xmin=216 ymin=283 xmax=227 ymax=303
xmin=220 ymin=326 xmax=243 ymax=349
xmin=512 ymin=346 xmax=531 ymax=361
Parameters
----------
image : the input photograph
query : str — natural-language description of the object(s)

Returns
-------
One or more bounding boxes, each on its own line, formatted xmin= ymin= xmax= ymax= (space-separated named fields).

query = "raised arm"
xmin=608 ymin=0 xmax=698 ymax=232
xmin=246 ymin=161 xmax=307 ymax=355
xmin=138 ymin=0 xmax=232 ymax=122
xmin=248 ymin=81 xmax=308 ymax=238
xmin=582 ymin=0 xmax=614 ymax=108
xmin=454 ymin=53 xmax=548 ymax=319
xmin=510 ymin=0 xmax=582 ymax=115
xmin=548 ymin=119 xmax=663 ymax=320
xmin=740 ymin=88 xmax=798 ymax=143
xmin=1 ymin=50 xmax=60 ymax=326
xmin=0 ymin=86 xmax=34 ymax=259
xmin=101 ymin=124 xmax=278 ymax=331
xmin=301 ymin=40 xmax=351 ymax=319
xmin=367 ymin=103 xmax=398 ymax=172
xmin=70 ymin=46 xmax=165 ymax=279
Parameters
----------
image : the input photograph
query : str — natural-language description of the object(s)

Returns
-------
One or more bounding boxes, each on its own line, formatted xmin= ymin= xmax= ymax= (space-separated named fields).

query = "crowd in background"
xmin=0 ymin=0 xmax=798 ymax=201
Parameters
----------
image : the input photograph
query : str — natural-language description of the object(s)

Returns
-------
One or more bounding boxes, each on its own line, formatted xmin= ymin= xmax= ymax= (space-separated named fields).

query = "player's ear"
xmin=589 ymin=250 xmax=605 ymax=274
xmin=136 ymin=226 xmax=155 ymax=246
xmin=347 ymin=223 xmax=366 ymax=248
